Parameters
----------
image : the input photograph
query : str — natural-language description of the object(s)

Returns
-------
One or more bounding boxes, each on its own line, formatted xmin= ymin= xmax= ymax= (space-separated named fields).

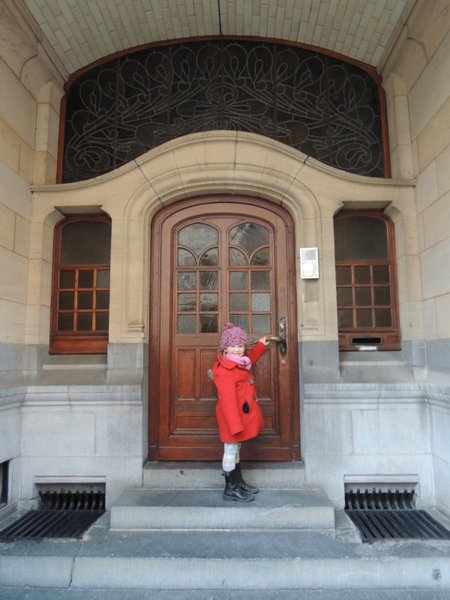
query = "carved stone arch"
xmin=119 ymin=132 xmax=324 ymax=341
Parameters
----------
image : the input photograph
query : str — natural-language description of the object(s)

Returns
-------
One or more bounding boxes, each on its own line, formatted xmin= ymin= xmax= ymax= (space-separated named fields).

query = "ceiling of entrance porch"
xmin=23 ymin=0 xmax=413 ymax=77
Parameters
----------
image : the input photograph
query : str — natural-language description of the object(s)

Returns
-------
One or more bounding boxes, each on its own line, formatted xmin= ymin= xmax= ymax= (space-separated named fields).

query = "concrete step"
xmin=110 ymin=488 xmax=335 ymax=530
xmin=143 ymin=461 xmax=306 ymax=489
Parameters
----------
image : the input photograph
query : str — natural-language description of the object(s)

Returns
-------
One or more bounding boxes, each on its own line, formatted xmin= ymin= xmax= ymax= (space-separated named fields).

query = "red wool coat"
xmin=211 ymin=342 xmax=267 ymax=443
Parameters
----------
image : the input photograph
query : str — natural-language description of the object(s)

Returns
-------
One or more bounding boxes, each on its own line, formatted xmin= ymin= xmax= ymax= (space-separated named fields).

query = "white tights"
xmin=222 ymin=443 xmax=241 ymax=472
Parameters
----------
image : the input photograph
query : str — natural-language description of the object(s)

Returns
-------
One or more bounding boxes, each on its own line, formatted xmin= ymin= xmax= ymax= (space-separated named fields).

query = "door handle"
xmin=267 ymin=317 xmax=287 ymax=357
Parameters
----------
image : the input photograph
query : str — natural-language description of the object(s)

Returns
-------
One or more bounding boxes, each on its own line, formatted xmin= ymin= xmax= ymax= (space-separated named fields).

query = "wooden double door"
xmin=149 ymin=196 xmax=300 ymax=462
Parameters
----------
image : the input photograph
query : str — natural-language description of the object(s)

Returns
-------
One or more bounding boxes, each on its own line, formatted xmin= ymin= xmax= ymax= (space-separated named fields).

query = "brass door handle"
xmin=266 ymin=335 xmax=284 ymax=343
xmin=269 ymin=317 xmax=287 ymax=357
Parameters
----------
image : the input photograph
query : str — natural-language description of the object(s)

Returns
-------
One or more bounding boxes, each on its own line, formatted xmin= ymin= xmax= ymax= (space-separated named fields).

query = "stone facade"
xmin=0 ymin=1 xmax=449 ymax=513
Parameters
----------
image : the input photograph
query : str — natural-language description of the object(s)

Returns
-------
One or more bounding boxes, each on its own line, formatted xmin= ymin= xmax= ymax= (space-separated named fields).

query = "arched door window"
xmin=50 ymin=215 xmax=111 ymax=354
xmin=334 ymin=211 xmax=400 ymax=351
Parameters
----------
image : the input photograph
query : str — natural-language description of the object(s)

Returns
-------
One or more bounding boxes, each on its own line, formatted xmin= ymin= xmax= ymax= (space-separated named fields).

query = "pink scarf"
xmin=224 ymin=354 xmax=252 ymax=370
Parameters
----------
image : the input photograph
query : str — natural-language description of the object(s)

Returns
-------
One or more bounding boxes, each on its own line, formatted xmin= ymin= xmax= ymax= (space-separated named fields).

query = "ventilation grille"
xmin=0 ymin=486 xmax=105 ymax=541
xmin=345 ymin=488 xmax=450 ymax=543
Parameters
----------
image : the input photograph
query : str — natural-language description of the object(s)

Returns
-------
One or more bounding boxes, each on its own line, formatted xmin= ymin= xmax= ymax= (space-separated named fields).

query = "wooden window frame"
xmin=50 ymin=215 xmax=111 ymax=355
xmin=334 ymin=210 xmax=400 ymax=351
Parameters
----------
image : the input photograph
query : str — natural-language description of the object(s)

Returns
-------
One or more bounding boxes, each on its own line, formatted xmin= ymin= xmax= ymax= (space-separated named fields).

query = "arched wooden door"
xmin=149 ymin=196 xmax=300 ymax=462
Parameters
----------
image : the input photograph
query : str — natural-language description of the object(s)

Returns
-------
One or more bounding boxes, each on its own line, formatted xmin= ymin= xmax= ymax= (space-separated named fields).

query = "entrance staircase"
xmin=1 ymin=464 xmax=450 ymax=595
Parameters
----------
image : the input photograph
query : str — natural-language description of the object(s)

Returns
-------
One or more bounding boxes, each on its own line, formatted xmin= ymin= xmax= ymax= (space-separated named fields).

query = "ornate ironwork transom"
xmin=62 ymin=40 xmax=385 ymax=182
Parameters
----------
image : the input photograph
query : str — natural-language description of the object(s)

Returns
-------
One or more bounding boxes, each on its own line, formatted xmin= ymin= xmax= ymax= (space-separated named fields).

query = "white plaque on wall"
xmin=300 ymin=247 xmax=319 ymax=279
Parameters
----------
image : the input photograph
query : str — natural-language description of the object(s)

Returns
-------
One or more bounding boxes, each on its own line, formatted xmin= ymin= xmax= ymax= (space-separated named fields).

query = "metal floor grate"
xmin=345 ymin=489 xmax=450 ymax=543
xmin=0 ymin=490 xmax=105 ymax=541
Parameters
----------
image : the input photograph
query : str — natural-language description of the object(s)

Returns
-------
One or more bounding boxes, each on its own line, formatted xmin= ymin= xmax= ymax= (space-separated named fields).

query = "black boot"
xmin=235 ymin=462 xmax=259 ymax=494
xmin=223 ymin=469 xmax=255 ymax=502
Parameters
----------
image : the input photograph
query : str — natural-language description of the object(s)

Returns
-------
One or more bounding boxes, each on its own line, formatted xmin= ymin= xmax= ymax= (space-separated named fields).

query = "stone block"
xmin=417 ymin=96 xmax=450 ymax=171
xmin=421 ymin=237 xmax=450 ymax=299
xmin=0 ymin=118 xmax=20 ymax=174
xmin=0 ymin=246 xmax=28 ymax=303
xmin=436 ymin=293 xmax=450 ymax=339
xmin=408 ymin=0 xmax=450 ymax=61
xmin=303 ymin=405 xmax=353 ymax=455
xmin=415 ymin=159 xmax=438 ymax=214
xmin=436 ymin=142 xmax=450 ymax=198
xmin=13 ymin=214 xmax=30 ymax=258
xmin=423 ymin=193 xmax=450 ymax=249
xmin=433 ymin=455 xmax=450 ymax=516
xmin=409 ymin=31 xmax=450 ymax=140
xmin=0 ymin=204 xmax=15 ymax=251
xmin=94 ymin=407 xmax=143 ymax=455
xmin=430 ymin=395 xmax=450 ymax=458
xmin=21 ymin=410 xmax=96 ymax=456
xmin=352 ymin=403 xmax=431 ymax=455
xmin=0 ymin=161 xmax=32 ymax=218
xmin=0 ymin=299 xmax=26 ymax=344
xmin=0 ymin=4 xmax=37 ymax=77
xmin=0 ymin=409 xmax=21 ymax=462
xmin=0 ymin=60 xmax=37 ymax=148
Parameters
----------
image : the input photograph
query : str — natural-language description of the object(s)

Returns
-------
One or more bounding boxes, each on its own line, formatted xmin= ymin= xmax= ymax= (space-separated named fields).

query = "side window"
xmin=334 ymin=211 xmax=400 ymax=351
xmin=51 ymin=215 xmax=111 ymax=354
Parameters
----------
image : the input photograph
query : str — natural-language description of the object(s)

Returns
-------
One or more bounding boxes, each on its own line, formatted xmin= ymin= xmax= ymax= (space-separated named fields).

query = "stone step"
xmin=143 ymin=461 xmax=306 ymax=489
xmin=110 ymin=488 xmax=335 ymax=530
xmin=2 ymin=523 xmax=450 ymax=591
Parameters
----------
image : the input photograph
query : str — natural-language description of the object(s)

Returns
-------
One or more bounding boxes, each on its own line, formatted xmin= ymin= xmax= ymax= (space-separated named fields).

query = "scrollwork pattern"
xmin=63 ymin=41 xmax=384 ymax=182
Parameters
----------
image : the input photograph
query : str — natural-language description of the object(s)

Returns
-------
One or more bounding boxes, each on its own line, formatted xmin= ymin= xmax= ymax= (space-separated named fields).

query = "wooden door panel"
xmin=150 ymin=197 xmax=300 ymax=462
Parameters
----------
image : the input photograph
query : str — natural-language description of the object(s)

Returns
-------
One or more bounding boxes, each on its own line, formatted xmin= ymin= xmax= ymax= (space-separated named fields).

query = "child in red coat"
xmin=211 ymin=322 xmax=269 ymax=502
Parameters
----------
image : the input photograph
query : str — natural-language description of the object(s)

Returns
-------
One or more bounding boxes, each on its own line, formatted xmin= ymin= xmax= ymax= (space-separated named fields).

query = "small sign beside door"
xmin=300 ymin=247 xmax=319 ymax=279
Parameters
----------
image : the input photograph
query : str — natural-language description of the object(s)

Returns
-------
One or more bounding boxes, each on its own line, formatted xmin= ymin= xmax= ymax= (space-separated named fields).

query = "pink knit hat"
xmin=220 ymin=322 xmax=249 ymax=349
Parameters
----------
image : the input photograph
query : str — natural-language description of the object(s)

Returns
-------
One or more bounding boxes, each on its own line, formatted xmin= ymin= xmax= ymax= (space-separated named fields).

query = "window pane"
xmin=230 ymin=223 xmax=269 ymax=256
xmin=59 ymin=291 xmax=74 ymax=310
xmin=337 ymin=288 xmax=352 ymax=306
xmin=252 ymin=315 xmax=271 ymax=334
xmin=178 ymin=249 xmax=196 ymax=266
xmin=336 ymin=266 xmax=351 ymax=285
xmin=96 ymin=291 xmax=109 ymax=309
xmin=96 ymin=312 xmax=109 ymax=331
xmin=251 ymin=248 xmax=270 ymax=266
xmin=178 ymin=293 xmax=197 ymax=312
xmin=200 ymin=293 xmax=218 ymax=311
xmin=355 ymin=287 xmax=371 ymax=306
xmin=178 ymin=272 xmax=196 ymax=290
xmin=230 ymin=315 xmax=248 ymax=332
xmin=252 ymin=293 xmax=270 ymax=312
xmin=251 ymin=271 xmax=270 ymax=290
xmin=375 ymin=309 xmax=392 ymax=327
xmin=229 ymin=248 xmax=248 ymax=266
xmin=178 ymin=224 xmax=218 ymax=256
xmin=79 ymin=270 xmax=94 ymax=288
xmin=60 ymin=270 xmax=75 ymax=288
xmin=230 ymin=293 xmax=248 ymax=311
xmin=200 ymin=315 xmax=218 ymax=333
xmin=77 ymin=313 xmax=93 ymax=331
xmin=177 ymin=315 xmax=196 ymax=333
xmin=200 ymin=248 xmax=218 ymax=266
xmin=199 ymin=271 xmax=218 ymax=290
xmin=374 ymin=287 xmax=391 ymax=306
xmin=354 ymin=266 xmax=370 ymax=284
xmin=78 ymin=291 xmax=93 ymax=309
xmin=58 ymin=314 xmax=74 ymax=331
xmin=61 ymin=220 xmax=111 ymax=265
xmin=230 ymin=272 xmax=248 ymax=290
xmin=334 ymin=217 xmax=388 ymax=260
xmin=338 ymin=309 xmax=353 ymax=328
xmin=373 ymin=265 xmax=390 ymax=284
xmin=356 ymin=309 xmax=372 ymax=327
xmin=97 ymin=270 xmax=110 ymax=287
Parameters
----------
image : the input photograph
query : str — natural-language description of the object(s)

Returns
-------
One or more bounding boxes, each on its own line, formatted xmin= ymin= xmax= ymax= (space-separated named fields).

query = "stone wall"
xmin=382 ymin=0 xmax=450 ymax=515
xmin=0 ymin=3 xmax=63 ymax=505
